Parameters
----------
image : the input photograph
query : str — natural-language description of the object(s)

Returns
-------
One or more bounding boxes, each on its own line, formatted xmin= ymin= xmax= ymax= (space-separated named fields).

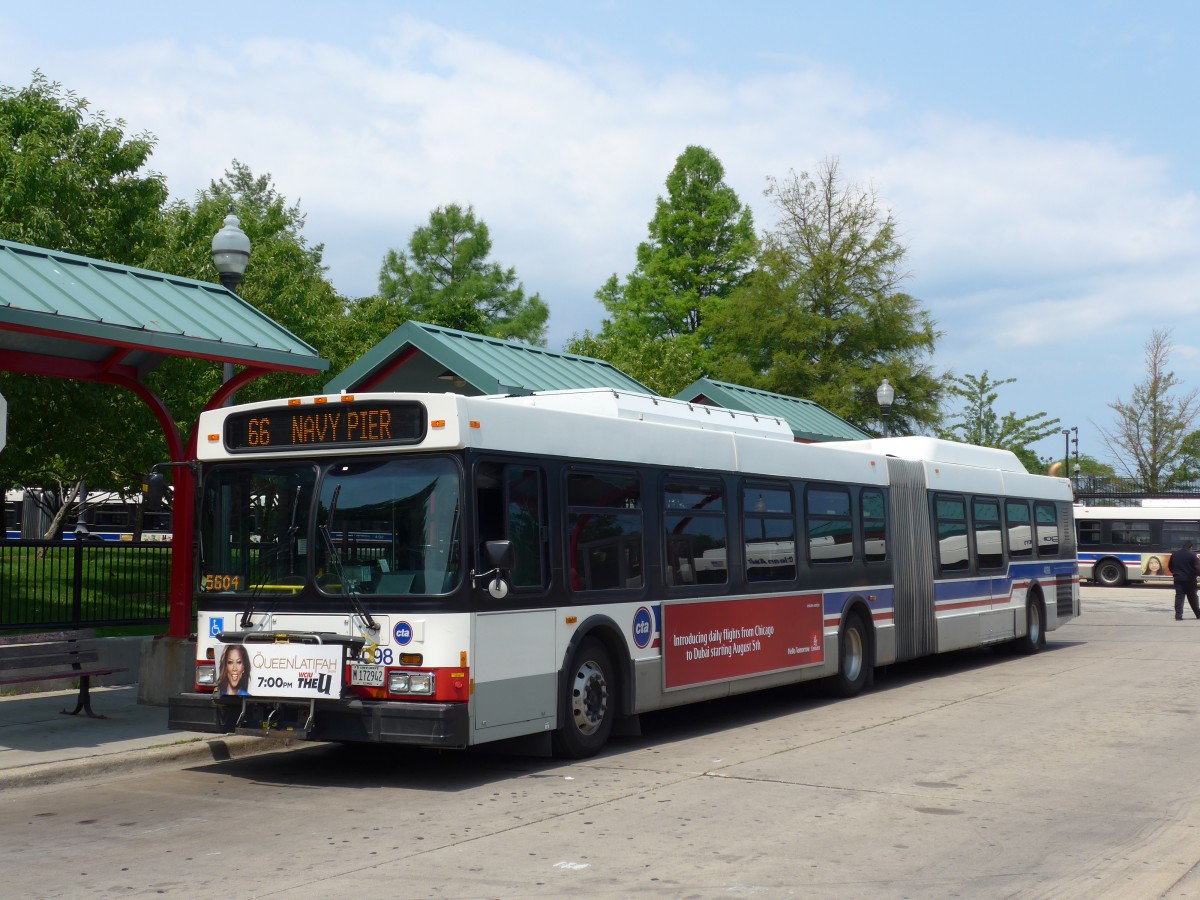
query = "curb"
xmin=0 ymin=732 xmax=307 ymax=791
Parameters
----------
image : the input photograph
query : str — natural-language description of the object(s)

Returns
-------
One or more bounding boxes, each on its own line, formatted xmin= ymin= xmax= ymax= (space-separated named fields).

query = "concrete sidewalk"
xmin=0 ymin=685 xmax=297 ymax=790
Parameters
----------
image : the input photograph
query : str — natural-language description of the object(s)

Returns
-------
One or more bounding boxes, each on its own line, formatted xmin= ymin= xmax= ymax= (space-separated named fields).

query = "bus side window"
xmin=664 ymin=478 xmax=727 ymax=586
xmin=567 ymin=470 xmax=643 ymax=592
xmin=1076 ymin=520 xmax=1101 ymax=545
xmin=806 ymin=486 xmax=853 ymax=564
xmin=505 ymin=466 xmax=546 ymax=589
xmin=1163 ymin=521 xmax=1200 ymax=549
xmin=1035 ymin=501 xmax=1060 ymax=558
xmin=1111 ymin=520 xmax=1150 ymax=546
xmin=475 ymin=462 xmax=547 ymax=591
xmin=742 ymin=482 xmax=795 ymax=583
xmin=936 ymin=494 xmax=969 ymax=572
xmin=861 ymin=489 xmax=887 ymax=563
xmin=1006 ymin=500 xmax=1033 ymax=558
xmin=973 ymin=497 xmax=1003 ymax=570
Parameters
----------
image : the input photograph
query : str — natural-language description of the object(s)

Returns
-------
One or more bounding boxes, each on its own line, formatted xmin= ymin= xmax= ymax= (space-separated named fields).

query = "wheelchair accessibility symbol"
xmin=209 ymin=617 xmax=224 ymax=637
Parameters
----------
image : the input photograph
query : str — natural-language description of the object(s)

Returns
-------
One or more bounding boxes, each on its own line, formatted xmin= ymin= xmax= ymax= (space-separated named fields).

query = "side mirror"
xmin=484 ymin=540 xmax=515 ymax=570
xmin=478 ymin=540 xmax=514 ymax=599
xmin=144 ymin=472 xmax=167 ymax=509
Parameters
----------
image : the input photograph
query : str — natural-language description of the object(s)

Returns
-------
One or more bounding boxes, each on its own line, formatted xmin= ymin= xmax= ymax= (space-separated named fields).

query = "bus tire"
xmin=824 ymin=612 xmax=871 ymax=698
xmin=1012 ymin=592 xmax=1046 ymax=654
xmin=551 ymin=637 xmax=615 ymax=759
xmin=1095 ymin=558 xmax=1126 ymax=587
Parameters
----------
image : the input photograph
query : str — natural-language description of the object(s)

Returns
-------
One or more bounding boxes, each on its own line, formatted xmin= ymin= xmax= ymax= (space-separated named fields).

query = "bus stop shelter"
xmin=0 ymin=237 xmax=329 ymax=637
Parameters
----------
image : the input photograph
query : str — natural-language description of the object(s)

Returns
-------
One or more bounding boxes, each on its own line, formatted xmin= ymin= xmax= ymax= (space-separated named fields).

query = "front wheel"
xmin=823 ymin=612 xmax=871 ymax=698
xmin=1095 ymin=558 xmax=1126 ymax=587
xmin=551 ymin=637 xmax=615 ymax=759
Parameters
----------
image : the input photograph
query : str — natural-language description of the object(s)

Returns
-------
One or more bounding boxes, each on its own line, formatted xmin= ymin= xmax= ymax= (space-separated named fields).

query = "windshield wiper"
xmin=240 ymin=484 xmax=303 ymax=629
xmin=286 ymin=482 xmax=301 ymax=575
xmin=319 ymin=484 xmax=378 ymax=632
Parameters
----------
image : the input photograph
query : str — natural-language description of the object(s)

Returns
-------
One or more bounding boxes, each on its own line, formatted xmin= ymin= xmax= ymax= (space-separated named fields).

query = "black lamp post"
xmin=876 ymin=378 xmax=895 ymax=438
xmin=211 ymin=205 xmax=251 ymax=395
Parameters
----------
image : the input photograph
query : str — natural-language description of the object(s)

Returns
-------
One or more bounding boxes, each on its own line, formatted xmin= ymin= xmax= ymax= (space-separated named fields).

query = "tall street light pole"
xmin=876 ymin=378 xmax=895 ymax=438
xmin=211 ymin=205 xmax=251 ymax=402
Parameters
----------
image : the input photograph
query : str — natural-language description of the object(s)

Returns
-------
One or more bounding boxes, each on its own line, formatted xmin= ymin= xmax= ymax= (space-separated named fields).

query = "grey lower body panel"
xmin=168 ymin=692 xmax=470 ymax=748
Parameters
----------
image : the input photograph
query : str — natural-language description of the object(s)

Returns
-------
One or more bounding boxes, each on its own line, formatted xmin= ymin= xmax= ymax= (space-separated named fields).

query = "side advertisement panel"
xmin=662 ymin=594 xmax=825 ymax=690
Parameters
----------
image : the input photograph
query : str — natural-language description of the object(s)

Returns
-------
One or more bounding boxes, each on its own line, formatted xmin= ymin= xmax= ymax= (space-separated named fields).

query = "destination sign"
xmin=224 ymin=401 xmax=426 ymax=452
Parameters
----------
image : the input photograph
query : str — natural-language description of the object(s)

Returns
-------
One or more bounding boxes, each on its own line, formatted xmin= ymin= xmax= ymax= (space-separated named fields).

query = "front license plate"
xmin=350 ymin=664 xmax=385 ymax=687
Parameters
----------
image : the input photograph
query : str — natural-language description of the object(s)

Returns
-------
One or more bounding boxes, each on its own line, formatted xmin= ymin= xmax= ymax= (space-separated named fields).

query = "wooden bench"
xmin=0 ymin=629 xmax=128 ymax=718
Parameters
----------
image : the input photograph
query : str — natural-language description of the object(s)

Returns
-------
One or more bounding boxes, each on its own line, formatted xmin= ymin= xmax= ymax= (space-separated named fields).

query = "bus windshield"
xmin=198 ymin=458 xmax=462 ymax=597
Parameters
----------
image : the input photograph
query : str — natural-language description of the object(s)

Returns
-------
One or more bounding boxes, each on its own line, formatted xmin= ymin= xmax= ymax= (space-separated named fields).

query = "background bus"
xmin=1075 ymin=502 xmax=1200 ymax=586
xmin=168 ymin=388 xmax=1078 ymax=758
xmin=2 ymin=488 xmax=171 ymax=541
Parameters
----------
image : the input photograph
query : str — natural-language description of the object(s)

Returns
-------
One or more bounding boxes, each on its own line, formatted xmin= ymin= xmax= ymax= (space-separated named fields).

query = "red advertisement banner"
xmin=662 ymin=594 xmax=825 ymax=690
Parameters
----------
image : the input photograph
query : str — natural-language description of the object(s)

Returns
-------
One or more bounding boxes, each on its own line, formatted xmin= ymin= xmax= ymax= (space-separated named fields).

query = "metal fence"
xmin=0 ymin=539 xmax=172 ymax=631
xmin=1073 ymin=475 xmax=1200 ymax=505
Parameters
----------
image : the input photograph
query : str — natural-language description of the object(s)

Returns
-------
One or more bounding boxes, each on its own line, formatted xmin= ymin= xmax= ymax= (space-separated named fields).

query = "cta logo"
xmin=632 ymin=606 xmax=654 ymax=650
xmin=394 ymin=621 xmax=413 ymax=646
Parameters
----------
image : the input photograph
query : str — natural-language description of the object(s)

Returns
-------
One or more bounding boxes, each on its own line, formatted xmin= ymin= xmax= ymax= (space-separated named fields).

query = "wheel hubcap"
xmin=843 ymin=627 xmax=863 ymax=681
xmin=570 ymin=659 xmax=608 ymax=735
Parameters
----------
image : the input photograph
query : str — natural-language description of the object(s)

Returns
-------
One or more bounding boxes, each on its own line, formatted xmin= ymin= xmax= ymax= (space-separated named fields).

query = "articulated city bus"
xmin=167 ymin=388 xmax=1079 ymax=758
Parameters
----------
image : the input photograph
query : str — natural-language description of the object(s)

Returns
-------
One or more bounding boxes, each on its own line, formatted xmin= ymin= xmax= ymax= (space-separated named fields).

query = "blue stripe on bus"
xmin=1077 ymin=552 xmax=1141 ymax=563
xmin=934 ymin=562 xmax=1076 ymax=604
xmin=823 ymin=587 xmax=894 ymax=617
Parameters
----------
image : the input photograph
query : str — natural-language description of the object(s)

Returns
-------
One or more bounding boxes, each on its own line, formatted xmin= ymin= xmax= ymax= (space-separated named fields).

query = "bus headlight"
xmin=388 ymin=671 xmax=435 ymax=696
xmin=196 ymin=664 xmax=216 ymax=687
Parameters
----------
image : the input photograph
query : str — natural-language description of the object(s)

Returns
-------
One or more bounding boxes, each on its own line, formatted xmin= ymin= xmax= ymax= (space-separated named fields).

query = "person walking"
xmin=1170 ymin=540 xmax=1200 ymax=620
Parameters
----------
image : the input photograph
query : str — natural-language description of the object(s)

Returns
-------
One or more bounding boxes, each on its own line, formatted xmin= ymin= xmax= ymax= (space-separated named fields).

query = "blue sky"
xmin=2 ymin=1 xmax=1198 ymax=468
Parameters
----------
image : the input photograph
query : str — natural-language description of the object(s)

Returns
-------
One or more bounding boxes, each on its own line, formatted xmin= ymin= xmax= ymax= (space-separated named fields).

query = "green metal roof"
xmin=0 ymin=237 xmax=327 ymax=377
xmin=675 ymin=377 xmax=871 ymax=442
xmin=325 ymin=321 xmax=652 ymax=395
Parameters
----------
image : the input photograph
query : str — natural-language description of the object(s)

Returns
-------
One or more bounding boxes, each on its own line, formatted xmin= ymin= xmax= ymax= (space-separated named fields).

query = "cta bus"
xmin=167 ymin=388 xmax=1079 ymax=758
xmin=1075 ymin=502 xmax=1200 ymax=586
xmin=3 ymin=488 xmax=171 ymax=541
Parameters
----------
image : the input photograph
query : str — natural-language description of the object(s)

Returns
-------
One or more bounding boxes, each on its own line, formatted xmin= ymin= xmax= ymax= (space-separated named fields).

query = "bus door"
xmin=886 ymin=458 xmax=936 ymax=661
xmin=470 ymin=461 xmax=557 ymax=743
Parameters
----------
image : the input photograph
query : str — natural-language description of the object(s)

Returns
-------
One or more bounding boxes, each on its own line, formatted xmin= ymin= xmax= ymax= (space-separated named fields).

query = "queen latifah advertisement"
xmin=217 ymin=644 xmax=343 ymax=699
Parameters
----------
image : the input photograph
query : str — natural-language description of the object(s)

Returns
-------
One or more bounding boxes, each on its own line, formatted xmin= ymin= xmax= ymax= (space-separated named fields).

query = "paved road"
xmin=6 ymin=584 xmax=1200 ymax=899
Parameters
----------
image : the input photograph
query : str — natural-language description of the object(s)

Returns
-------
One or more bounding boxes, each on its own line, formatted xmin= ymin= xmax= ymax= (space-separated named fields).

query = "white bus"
xmin=167 ymin=388 xmax=1079 ymax=758
xmin=3 ymin=488 xmax=171 ymax=541
xmin=1075 ymin=502 xmax=1200 ymax=586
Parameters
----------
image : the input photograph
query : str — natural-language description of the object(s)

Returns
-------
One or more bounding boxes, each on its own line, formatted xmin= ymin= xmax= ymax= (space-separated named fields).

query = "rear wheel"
xmin=1012 ymin=594 xmax=1046 ymax=654
xmin=551 ymin=638 xmax=615 ymax=759
xmin=1095 ymin=558 xmax=1126 ymax=587
xmin=824 ymin=612 xmax=871 ymax=698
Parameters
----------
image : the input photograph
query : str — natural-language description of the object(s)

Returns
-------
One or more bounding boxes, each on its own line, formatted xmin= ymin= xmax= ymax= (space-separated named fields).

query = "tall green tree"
xmin=367 ymin=204 xmax=548 ymax=344
xmin=0 ymin=73 xmax=171 ymax=510
xmin=1096 ymin=328 xmax=1200 ymax=491
xmin=0 ymin=71 xmax=167 ymax=261
xmin=704 ymin=158 xmax=940 ymax=434
xmin=937 ymin=371 xmax=1062 ymax=472
xmin=598 ymin=145 xmax=757 ymax=351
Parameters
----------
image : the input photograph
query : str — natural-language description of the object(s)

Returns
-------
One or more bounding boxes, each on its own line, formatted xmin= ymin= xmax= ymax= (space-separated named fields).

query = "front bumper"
xmin=168 ymin=692 xmax=470 ymax=748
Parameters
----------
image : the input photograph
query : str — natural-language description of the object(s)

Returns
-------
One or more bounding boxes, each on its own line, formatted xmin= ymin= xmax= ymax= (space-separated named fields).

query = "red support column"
xmin=167 ymin=454 xmax=196 ymax=638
